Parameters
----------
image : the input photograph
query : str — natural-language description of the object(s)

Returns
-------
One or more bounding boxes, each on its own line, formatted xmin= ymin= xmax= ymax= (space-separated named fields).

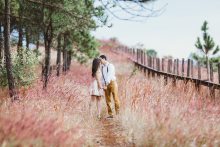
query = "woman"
xmin=90 ymin=58 xmax=103 ymax=119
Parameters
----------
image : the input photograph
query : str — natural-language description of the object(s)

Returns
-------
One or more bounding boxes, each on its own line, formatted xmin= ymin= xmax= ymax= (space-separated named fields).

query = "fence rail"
xmin=115 ymin=47 xmax=220 ymax=98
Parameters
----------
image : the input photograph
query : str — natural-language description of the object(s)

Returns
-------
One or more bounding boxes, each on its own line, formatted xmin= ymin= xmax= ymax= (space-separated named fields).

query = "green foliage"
xmin=190 ymin=52 xmax=206 ymax=65
xmin=78 ymin=33 xmax=99 ymax=58
xmin=75 ymin=54 xmax=88 ymax=64
xmin=193 ymin=20 xmax=220 ymax=70
xmin=1 ymin=0 xmax=107 ymax=61
xmin=146 ymin=49 xmax=157 ymax=57
xmin=194 ymin=21 xmax=219 ymax=57
xmin=33 ymin=49 xmax=41 ymax=57
xmin=190 ymin=52 xmax=220 ymax=70
xmin=0 ymin=50 xmax=38 ymax=87
xmin=50 ymin=0 xmax=106 ymax=63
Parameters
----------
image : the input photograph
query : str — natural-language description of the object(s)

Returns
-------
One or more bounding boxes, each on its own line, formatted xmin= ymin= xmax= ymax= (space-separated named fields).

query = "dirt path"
xmin=91 ymin=49 xmax=135 ymax=147
xmin=38 ymin=46 xmax=134 ymax=146
xmin=94 ymin=118 xmax=135 ymax=147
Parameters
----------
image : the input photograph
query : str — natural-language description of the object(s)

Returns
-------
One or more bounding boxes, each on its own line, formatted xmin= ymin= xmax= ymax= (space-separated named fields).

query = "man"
xmin=99 ymin=55 xmax=120 ymax=118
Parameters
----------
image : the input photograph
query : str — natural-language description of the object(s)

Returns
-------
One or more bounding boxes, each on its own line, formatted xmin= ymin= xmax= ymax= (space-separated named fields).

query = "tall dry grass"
xmin=99 ymin=46 xmax=220 ymax=146
xmin=1 ymin=44 xmax=220 ymax=146
xmin=0 ymin=63 xmax=99 ymax=146
xmin=117 ymin=68 xmax=220 ymax=146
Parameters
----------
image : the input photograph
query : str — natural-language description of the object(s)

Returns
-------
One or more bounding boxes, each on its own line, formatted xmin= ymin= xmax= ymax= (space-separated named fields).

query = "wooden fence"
xmin=115 ymin=47 xmax=220 ymax=98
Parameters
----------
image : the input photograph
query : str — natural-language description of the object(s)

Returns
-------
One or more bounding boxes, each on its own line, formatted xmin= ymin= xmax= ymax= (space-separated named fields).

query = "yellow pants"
xmin=104 ymin=80 xmax=120 ymax=116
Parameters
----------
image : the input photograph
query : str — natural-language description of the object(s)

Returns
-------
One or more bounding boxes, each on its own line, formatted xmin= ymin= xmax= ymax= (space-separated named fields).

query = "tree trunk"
xmin=43 ymin=19 xmax=52 ymax=89
xmin=26 ymin=27 xmax=30 ymax=49
xmin=62 ymin=34 xmax=67 ymax=73
xmin=4 ymin=0 xmax=19 ymax=100
xmin=0 ymin=22 xmax=4 ymax=65
xmin=17 ymin=24 xmax=23 ymax=59
xmin=36 ymin=33 xmax=40 ymax=50
xmin=56 ymin=34 xmax=61 ymax=76
xmin=35 ymin=33 xmax=40 ymax=57
xmin=17 ymin=25 xmax=23 ymax=52
xmin=17 ymin=0 xmax=23 ymax=55
xmin=67 ymin=50 xmax=72 ymax=70
xmin=206 ymin=55 xmax=210 ymax=81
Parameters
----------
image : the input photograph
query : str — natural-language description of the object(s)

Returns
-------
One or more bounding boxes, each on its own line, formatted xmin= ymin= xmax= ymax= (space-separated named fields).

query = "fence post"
xmin=157 ymin=58 xmax=160 ymax=77
xmin=174 ymin=59 xmax=176 ymax=74
xmin=132 ymin=48 xmax=133 ymax=58
xmin=152 ymin=57 xmax=155 ymax=77
xmin=196 ymin=62 xmax=201 ymax=91
xmin=143 ymin=51 xmax=146 ymax=74
xmin=134 ymin=48 xmax=136 ymax=59
xmin=146 ymin=54 xmax=148 ymax=66
xmin=191 ymin=60 xmax=194 ymax=78
xmin=164 ymin=58 xmax=168 ymax=85
xmin=150 ymin=56 xmax=152 ymax=67
xmin=136 ymin=49 xmax=138 ymax=63
xmin=177 ymin=59 xmax=179 ymax=75
xmin=139 ymin=49 xmax=140 ymax=64
xmin=170 ymin=59 xmax=173 ymax=73
xmin=198 ymin=62 xmax=201 ymax=80
xmin=218 ymin=63 xmax=220 ymax=98
xmin=172 ymin=59 xmax=176 ymax=86
xmin=141 ymin=49 xmax=143 ymax=64
xmin=167 ymin=59 xmax=170 ymax=73
xmin=182 ymin=58 xmax=185 ymax=76
xmin=210 ymin=62 xmax=213 ymax=82
xmin=147 ymin=55 xmax=149 ymax=67
xmin=138 ymin=49 xmax=140 ymax=63
xmin=139 ymin=49 xmax=141 ymax=64
xmin=168 ymin=59 xmax=173 ymax=73
xmin=158 ymin=58 xmax=161 ymax=72
xmin=139 ymin=49 xmax=141 ymax=63
xmin=135 ymin=48 xmax=136 ymax=59
xmin=187 ymin=59 xmax=190 ymax=77
xmin=218 ymin=63 xmax=220 ymax=84
xmin=152 ymin=57 xmax=155 ymax=69
xmin=162 ymin=58 xmax=165 ymax=72
xmin=148 ymin=56 xmax=151 ymax=77
xmin=209 ymin=62 xmax=215 ymax=98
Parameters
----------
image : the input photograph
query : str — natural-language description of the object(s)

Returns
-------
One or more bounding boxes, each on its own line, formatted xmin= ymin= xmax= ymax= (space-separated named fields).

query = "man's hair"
xmin=100 ymin=55 xmax=107 ymax=60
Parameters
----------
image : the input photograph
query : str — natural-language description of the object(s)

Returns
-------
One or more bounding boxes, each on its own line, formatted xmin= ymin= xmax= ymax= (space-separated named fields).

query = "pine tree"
xmin=195 ymin=21 xmax=219 ymax=80
xmin=4 ymin=0 xmax=19 ymax=100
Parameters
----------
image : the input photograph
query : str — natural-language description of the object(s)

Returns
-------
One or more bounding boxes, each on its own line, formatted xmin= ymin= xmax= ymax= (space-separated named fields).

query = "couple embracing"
xmin=89 ymin=55 xmax=120 ymax=119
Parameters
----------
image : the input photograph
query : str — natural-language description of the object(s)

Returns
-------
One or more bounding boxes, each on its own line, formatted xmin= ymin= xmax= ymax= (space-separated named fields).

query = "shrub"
xmin=0 ymin=49 xmax=38 ymax=87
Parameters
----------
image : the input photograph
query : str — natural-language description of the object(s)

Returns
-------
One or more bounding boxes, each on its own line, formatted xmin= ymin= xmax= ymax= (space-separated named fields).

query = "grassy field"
xmin=0 ymin=47 xmax=220 ymax=146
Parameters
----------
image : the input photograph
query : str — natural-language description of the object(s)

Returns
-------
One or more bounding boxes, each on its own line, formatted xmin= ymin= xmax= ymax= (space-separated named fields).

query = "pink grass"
xmin=100 ymin=41 xmax=220 ymax=146
xmin=0 ymin=63 xmax=94 ymax=146
xmin=117 ymin=65 xmax=220 ymax=146
xmin=0 ymin=41 xmax=220 ymax=146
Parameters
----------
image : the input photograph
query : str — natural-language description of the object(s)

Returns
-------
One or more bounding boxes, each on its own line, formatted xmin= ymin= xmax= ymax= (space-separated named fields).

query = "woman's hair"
xmin=92 ymin=58 xmax=101 ymax=77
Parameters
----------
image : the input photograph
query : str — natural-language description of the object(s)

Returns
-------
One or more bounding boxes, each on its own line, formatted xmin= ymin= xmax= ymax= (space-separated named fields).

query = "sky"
xmin=92 ymin=0 xmax=220 ymax=59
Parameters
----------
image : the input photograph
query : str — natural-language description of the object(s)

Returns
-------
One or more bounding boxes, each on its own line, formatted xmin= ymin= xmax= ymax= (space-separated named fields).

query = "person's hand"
xmin=103 ymin=86 xmax=107 ymax=90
